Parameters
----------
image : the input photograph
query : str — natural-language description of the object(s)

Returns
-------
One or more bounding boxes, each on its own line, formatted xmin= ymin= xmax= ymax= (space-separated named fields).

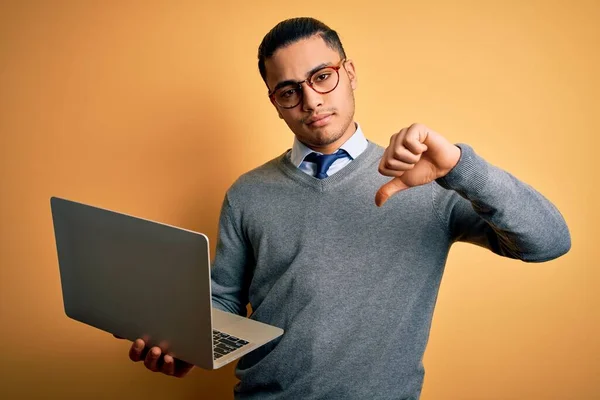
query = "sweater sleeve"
xmin=210 ymin=193 xmax=254 ymax=315
xmin=432 ymin=143 xmax=571 ymax=262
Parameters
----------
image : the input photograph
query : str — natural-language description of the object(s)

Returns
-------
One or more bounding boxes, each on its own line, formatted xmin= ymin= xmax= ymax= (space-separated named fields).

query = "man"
xmin=123 ymin=17 xmax=571 ymax=399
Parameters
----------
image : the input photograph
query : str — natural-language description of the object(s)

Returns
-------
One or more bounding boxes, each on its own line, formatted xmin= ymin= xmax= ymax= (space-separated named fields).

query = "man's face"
xmin=264 ymin=35 xmax=357 ymax=153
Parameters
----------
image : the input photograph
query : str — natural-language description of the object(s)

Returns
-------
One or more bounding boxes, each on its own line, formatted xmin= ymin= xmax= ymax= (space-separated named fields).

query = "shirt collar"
xmin=289 ymin=122 xmax=368 ymax=167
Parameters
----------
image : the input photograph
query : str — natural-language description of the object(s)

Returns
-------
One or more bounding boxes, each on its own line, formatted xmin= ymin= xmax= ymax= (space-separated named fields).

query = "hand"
xmin=114 ymin=334 xmax=194 ymax=378
xmin=375 ymin=123 xmax=461 ymax=207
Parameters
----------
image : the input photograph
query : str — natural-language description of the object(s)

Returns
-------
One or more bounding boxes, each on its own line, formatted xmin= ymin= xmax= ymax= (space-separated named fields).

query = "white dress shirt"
xmin=289 ymin=122 xmax=369 ymax=177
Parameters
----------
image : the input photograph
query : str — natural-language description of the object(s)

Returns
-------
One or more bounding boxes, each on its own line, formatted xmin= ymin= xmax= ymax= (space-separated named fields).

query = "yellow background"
xmin=1 ymin=1 xmax=598 ymax=399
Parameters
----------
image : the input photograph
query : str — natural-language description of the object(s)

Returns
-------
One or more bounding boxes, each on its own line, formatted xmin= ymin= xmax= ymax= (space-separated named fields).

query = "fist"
xmin=375 ymin=123 xmax=461 ymax=207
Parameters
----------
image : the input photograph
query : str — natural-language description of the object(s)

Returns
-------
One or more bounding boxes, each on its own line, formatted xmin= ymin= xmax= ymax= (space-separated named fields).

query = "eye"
xmin=314 ymin=72 xmax=331 ymax=82
xmin=279 ymin=88 xmax=297 ymax=99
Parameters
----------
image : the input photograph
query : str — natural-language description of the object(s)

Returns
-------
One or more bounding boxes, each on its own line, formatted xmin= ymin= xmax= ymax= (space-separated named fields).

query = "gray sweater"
xmin=210 ymin=141 xmax=570 ymax=400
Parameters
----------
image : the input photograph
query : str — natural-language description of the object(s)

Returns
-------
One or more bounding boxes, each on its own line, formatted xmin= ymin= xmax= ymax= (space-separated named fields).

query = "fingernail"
xmin=135 ymin=341 xmax=143 ymax=350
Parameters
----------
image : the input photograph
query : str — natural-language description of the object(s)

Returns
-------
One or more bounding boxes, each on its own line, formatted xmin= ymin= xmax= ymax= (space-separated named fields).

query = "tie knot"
xmin=304 ymin=149 xmax=349 ymax=179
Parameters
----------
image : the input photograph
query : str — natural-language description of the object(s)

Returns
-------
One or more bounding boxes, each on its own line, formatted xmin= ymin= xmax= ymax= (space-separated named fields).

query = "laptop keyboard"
xmin=213 ymin=329 xmax=250 ymax=359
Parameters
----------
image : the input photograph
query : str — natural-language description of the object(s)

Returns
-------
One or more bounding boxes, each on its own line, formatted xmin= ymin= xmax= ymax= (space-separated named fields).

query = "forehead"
xmin=265 ymin=35 xmax=340 ymax=88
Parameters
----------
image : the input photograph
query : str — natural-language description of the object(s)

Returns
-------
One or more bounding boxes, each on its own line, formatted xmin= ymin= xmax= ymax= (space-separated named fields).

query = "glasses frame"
xmin=268 ymin=59 xmax=347 ymax=109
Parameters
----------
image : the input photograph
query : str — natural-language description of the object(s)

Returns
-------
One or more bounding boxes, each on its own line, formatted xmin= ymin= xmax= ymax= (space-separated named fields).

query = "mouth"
xmin=306 ymin=113 xmax=333 ymax=127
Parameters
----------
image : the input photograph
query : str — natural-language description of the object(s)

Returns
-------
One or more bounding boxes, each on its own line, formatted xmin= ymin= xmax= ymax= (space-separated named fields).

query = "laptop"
xmin=50 ymin=196 xmax=283 ymax=370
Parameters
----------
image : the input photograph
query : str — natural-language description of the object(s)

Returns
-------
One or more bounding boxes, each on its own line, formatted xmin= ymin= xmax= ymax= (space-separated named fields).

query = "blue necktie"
xmin=304 ymin=149 xmax=349 ymax=179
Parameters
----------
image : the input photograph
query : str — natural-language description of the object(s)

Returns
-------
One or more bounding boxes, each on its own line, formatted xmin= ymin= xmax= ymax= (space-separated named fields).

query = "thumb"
xmin=375 ymin=177 xmax=409 ymax=207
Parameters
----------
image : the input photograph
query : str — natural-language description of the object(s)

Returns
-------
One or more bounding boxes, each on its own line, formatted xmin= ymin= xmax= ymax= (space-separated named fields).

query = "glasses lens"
xmin=272 ymin=66 xmax=340 ymax=108
xmin=310 ymin=67 xmax=339 ymax=94
xmin=274 ymin=85 xmax=301 ymax=108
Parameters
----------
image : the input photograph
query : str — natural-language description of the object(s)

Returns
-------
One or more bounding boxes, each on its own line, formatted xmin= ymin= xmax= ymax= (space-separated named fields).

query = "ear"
xmin=344 ymin=59 xmax=358 ymax=90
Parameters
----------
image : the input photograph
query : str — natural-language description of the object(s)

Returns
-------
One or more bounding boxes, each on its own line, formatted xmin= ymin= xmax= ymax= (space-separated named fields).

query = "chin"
xmin=304 ymin=127 xmax=345 ymax=147
xmin=287 ymin=114 xmax=350 ymax=147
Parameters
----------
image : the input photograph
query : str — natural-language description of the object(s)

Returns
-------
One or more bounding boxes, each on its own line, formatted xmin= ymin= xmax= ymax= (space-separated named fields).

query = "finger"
xmin=378 ymin=161 xmax=413 ymax=177
xmin=391 ymin=145 xmax=421 ymax=164
xmin=129 ymin=339 xmax=146 ymax=362
xmin=375 ymin=177 xmax=410 ymax=207
xmin=405 ymin=124 xmax=428 ymax=154
xmin=388 ymin=130 xmax=401 ymax=147
xmin=381 ymin=145 xmax=415 ymax=173
xmin=162 ymin=354 xmax=176 ymax=376
xmin=378 ymin=144 xmax=392 ymax=172
xmin=380 ymin=129 xmax=421 ymax=171
xmin=379 ymin=132 xmax=405 ymax=170
xmin=172 ymin=359 xmax=194 ymax=378
xmin=144 ymin=346 xmax=162 ymax=372
xmin=387 ymin=129 xmax=404 ymax=158
xmin=379 ymin=132 xmax=400 ymax=170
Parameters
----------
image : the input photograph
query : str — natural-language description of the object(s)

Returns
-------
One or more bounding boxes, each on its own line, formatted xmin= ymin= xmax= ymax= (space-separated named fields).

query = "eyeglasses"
xmin=268 ymin=59 xmax=347 ymax=109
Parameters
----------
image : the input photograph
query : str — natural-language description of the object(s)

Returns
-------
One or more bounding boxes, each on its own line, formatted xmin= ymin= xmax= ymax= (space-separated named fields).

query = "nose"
xmin=300 ymin=82 xmax=323 ymax=112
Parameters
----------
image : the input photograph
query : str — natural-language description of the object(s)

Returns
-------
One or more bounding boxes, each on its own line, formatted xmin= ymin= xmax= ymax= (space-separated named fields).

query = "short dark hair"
xmin=257 ymin=17 xmax=347 ymax=86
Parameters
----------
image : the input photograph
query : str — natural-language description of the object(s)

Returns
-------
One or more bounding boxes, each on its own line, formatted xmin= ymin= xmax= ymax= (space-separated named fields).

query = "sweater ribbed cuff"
xmin=434 ymin=143 xmax=489 ymax=198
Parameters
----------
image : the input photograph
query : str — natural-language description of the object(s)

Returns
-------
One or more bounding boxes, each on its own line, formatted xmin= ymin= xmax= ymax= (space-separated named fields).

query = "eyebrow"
xmin=271 ymin=62 xmax=332 ymax=93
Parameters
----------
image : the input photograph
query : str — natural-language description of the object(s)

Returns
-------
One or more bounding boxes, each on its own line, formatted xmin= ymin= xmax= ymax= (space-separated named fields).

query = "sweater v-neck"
xmin=277 ymin=141 xmax=382 ymax=191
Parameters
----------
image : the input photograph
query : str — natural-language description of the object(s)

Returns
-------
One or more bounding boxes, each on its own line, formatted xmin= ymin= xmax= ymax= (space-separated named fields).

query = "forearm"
xmin=435 ymin=144 xmax=571 ymax=261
